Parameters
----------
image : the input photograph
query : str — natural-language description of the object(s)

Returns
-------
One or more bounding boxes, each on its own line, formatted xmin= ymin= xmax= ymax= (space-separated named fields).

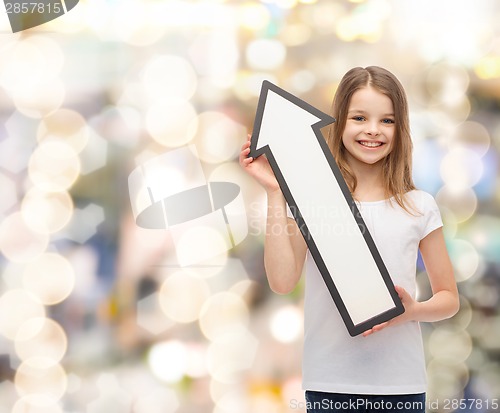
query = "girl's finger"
xmin=373 ymin=322 xmax=389 ymax=331
xmin=239 ymin=148 xmax=250 ymax=163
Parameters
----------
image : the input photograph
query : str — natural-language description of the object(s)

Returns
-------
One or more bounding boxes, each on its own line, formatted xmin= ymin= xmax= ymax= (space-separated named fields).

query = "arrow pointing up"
xmin=250 ymin=81 xmax=404 ymax=337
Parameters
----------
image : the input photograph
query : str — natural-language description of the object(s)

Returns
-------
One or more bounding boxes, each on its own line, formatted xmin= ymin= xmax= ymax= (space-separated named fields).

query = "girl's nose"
xmin=366 ymin=122 xmax=380 ymax=136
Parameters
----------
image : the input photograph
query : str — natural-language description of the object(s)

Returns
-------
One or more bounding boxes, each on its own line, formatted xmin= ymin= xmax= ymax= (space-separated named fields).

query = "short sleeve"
xmin=420 ymin=192 xmax=443 ymax=240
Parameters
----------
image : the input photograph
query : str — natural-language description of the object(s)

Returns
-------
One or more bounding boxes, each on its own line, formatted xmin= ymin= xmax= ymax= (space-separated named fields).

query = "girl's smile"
xmin=357 ymin=140 xmax=385 ymax=148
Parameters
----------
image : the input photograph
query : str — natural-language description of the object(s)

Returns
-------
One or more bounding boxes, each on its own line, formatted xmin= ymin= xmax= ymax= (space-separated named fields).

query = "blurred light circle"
xmin=158 ymin=271 xmax=210 ymax=323
xmin=21 ymin=188 xmax=74 ymax=234
xmin=181 ymin=265 xmax=225 ymax=280
xmin=15 ymin=317 xmax=67 ymax=365
xmin=448 ymin=239 xmax=480 ymax=282
xmin=270 ymin=305 xmax=303 ymax=343
xmin=466 ymin=347 xmax=486 ymax=372
xmin=134 ymin=387 xmax=180 ymax=413
xmin=245 ymin=392 xmax=282 ymax=413
xmin=280 ymin=24 xmax=312 ymax=46
xmin=206 ymin=326 xmax=258 ymax=383
xmin=22 ymin=253 xmax=75 ymax=305
xmin=336 ymin=16 xmax=361 ymax=42
xmin=111 ymin=1 xmax=166 ymax=46
xmin=90 ymin=105 xmax=142 ymax=148
xmin=234 ymin=73 xmax=278 ymax=100
xmin=209 ymin=379 xmax=232 ymax=404
xmin=443 ymin=97 xmax=471 ymax=124
xmin=440 ymin=147 xmax=483 ymax=191
xmin=199 ymin=292 xmax=249 ymax=341
xmin=438 ymin=206 xmax=458 ymax=239
xmin=275 ymin=0 xmax=298 ymax=8
xmin=450 ymin=121 xmax=491 ymax=157
xmin=78 ymin=129 xmax=109 ymax=175
xmin=28 ymin=141 xmax=81 ymax=191
xmin=425 ymin=63 xmax=469 ymax=105
xmin=142 ymin=55 xmax=197 ymax=102
xmin=436 ymin=186 xmax=477 ymax=223
xmin=305 ymin=2 xmax=342 ymax=34
xmin=281 ymin=376 xmax=304 ymax=406
xmin=214 ymin=391 xmax=249 ymax=413
xmin=246 ymin=39 xmax=286 ymax=70
xmin=148 ymin=340 xmax=188 ymax=383
xmin=429 ymin=328 xmax=472 ymax=364
xmin=475 ymin=55 xmax=500 ymax=79
xmin=427 ymin=359 xmax=468 ymax=400
xmin=229 ymin=280 xmax=258 ymax=301
xmin=15 ymin=360 xmax=67 ymax=400
xmin=37 ymin=109 xmax=89 ymax=153
xmin=288 ymin=70 xmax=316 ymax=93
xmin=175 ymin=225 xmax=228 ymax=269
xmin=146 ymin=100 xmax=198 ymax=147
xmin=191 ymin=111 xmax=246 ymax=164
xmin=188 ymin=32 xmax=239 ymax=85
xmin=0 ymin=212 xmax=49 ymax=263
xmin=0 ymin=289 xmax=45 ymax=340
xmin=13 ymin=79 xmax=65 ymax=119
xmin=209 ymin=161 xmax=258 ymax=193
xmin=464 ymin=216 xmax=500 ymax=263
xmin=238 ymin=3 xmax=270 ymax=30
xmin=451 ymin=295 xmax=472 ymax=331
xmin=116 ymin=81 xmax=147 ymax=110
xmin=0 ymin=172 xmax=18 ymax=215
xmin=0 ymin=41 xmax=44 ymax=91
xmin=0 ymin=36 xmax=63 ymax=92
xmin=12 ymin=395 xmax=63 ymax=413
xmin=185 ymin=343 xmax=208 ymax=378
xmin=26 ymin=36 xmax=64 ymax=78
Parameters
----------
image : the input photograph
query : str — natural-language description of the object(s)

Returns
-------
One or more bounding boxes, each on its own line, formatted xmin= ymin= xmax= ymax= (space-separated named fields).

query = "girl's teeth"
xmin=359 ymin=141 xmax=382 ymax=147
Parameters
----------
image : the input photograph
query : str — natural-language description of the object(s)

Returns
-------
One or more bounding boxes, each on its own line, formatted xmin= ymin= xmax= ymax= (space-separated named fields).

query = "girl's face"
xmin=341 ymin=86 xmax=395 ymax=168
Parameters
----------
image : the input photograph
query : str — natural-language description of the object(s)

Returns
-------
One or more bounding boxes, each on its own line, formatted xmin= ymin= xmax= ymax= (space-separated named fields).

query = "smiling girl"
xmin=240 ymin=66 xmax=459 ymax=413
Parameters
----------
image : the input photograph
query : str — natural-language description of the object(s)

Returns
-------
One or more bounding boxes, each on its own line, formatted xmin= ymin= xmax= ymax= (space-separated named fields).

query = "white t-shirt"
xmin=289 ymin=189 xmax=443 ymax=395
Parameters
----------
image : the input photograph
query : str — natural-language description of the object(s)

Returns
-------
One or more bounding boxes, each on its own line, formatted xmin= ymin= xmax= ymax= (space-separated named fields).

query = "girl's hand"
xmin=239 ymin=134 xmax=280 ymax=193
xmin=362 ymin=285 xmax=418 ymax=337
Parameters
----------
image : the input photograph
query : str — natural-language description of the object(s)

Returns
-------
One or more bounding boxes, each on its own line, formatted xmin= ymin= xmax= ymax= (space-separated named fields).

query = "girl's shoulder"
xmin=402 ymin=189 xmax=440 ymax=216
xmin=403 ymin=189 xmax=438 ymax=204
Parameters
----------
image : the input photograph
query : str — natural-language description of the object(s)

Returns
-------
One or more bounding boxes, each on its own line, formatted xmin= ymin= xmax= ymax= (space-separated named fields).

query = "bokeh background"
xmin=0 ymin=0 xmax=499 ymax=412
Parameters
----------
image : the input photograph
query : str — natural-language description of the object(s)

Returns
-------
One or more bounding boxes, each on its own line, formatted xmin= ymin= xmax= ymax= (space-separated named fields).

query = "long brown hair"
xmin=327 ymin=66 xmax=417 ymax=214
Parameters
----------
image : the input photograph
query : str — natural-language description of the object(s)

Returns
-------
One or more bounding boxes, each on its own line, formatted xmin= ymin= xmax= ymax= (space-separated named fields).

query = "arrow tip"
xmin=250 ymin=81 xmax=335 ymax=157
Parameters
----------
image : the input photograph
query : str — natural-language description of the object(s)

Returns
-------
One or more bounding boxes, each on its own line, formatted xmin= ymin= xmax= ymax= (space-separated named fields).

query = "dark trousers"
xmin=305 ymin=391 xmax=426 ymax=413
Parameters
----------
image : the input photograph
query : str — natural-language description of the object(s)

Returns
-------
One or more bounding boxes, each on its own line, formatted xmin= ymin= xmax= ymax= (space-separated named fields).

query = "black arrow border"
xmin=250 ymin=80 xmax=404 ymax=337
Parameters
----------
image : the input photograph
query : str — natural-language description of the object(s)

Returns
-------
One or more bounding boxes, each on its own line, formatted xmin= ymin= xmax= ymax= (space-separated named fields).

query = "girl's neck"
xmin=347 ymin=156 xmax=388 ymax=202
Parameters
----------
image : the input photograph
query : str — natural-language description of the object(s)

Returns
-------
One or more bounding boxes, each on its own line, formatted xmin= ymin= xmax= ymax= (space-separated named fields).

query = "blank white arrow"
xmin=250 ymin=81 xmax=403 ymax=336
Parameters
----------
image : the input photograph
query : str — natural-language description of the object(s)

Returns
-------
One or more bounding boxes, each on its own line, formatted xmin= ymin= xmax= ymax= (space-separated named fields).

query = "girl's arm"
xmin=264 ymin=190 xmax=307 ymax=294
xmin=240 ymin=136 xmax=307 ymax=294
xmin=364 ymin=227 xmax=459 ymax=336
xmin=411 ymin=226 xmax=459 ymax=321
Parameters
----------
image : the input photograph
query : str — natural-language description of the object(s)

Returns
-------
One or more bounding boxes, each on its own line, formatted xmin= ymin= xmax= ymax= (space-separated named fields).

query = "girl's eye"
xmin=382 ymin=118 xmax=395 ymax=124
xmin=352 ymin=116 xmax=365 ymax=121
